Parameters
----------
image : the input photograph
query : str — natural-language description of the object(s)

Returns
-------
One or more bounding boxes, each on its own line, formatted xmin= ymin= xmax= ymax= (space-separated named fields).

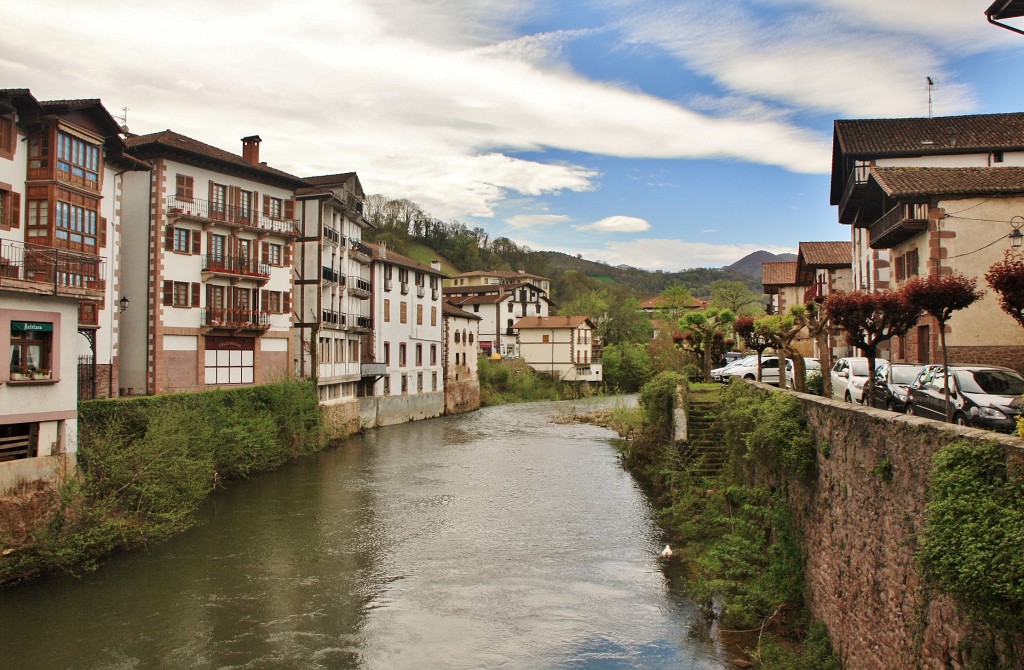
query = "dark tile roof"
xmin=125 ymin=130 xmax=307 ymax=186
xmin=514 ymin=315 xmax=593 ymax=329
xmin=443 ymin=302 xmax=482 ymax=320
xmin=305 ymin=172 xmax=356 ymax=186
xmin=799 ymin=241 xmax=851 ymax=268
xmin=452 ymin=269 xmax=549 ymax=281
xmin=987 ymin=0 xmax=1024 ymax=20
xmin=762 ymin=261 xmax=799 ymax=287
xmin=367 ymin=242 xmax=447 ymax=277
xmin=834 ymin=113 xmax=1024 ymax=158
xmin=870 ymin=166 xmax=1024 ymax=198
xmin=446 ymin=294 xmax=508 ymax=306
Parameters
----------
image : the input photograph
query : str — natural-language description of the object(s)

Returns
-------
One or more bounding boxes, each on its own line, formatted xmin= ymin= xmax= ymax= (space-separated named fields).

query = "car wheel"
xmin=885 ymin=401 xmax=894 ymax=412
xmin=844 ymin=392 xmax=852 ymax=403
xmin=744 ymin=374 xmax=755 ymax=380
xmin=906 ymin=405 xmax=915 ymax=416
xmin=954 ymin=413 xmax=969 ymax=427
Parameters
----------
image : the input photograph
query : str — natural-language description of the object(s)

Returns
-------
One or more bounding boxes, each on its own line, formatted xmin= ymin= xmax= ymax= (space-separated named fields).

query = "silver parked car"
xmin=831 ymin=357 xmax=888 ymax=403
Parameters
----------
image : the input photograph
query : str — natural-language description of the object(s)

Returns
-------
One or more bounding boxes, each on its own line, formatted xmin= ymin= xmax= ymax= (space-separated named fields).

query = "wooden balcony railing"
xmin=869 ymin=203 xmax=929 ymax=249
xmin=168 ymin=195 xmax=299 ymax=236
xmin=838 ymin=163 xmax=872 ymax=225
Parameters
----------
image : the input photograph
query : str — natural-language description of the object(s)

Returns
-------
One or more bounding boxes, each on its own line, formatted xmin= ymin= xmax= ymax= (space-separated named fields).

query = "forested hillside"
xmin=363 ymin=194 xmax=765 ymax=303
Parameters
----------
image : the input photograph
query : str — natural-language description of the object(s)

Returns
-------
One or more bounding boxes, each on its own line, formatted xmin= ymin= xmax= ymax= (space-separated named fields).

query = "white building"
xmin=443 ymin=301 xmax=481 ymax=414
xmin=514 ymin=315 xmax=602 ymax=384
xmin=443 ymin=280 xmax=552 ymax=357
xmin=121 ymin=132 xmax=305 ymax=395
xmin=364 ymin=242 xmax=446 ymax=426
xmin=294 ymin=172 xmax=378 ymax=432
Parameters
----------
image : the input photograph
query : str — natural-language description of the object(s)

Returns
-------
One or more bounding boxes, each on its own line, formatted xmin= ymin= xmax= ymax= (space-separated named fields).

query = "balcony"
xmin=416 ymin=285 xmax=426 ymax=298
xmin=400 ymin=281 xmax=410 ymax=295
xmin=348 ymin=276 xmax=371 ymax=299
xmin=0 ymin=240 xmax=105 ymax=300
xmin=322 ymin=226 xmax=343 ymax=246
xmin=869 ymin=203 xmax=929 ymax=249
xmin=201 ymin=307 xmax=271 ymax=332
xmin=384 ymin=278 xmax=393 ymax=292
xmin=321 ymin=309 xmax=345 ymax=329
xmin=346 ymin=198 xmax=365 ymax=221
xmin=432 ymin=287 xmax=439 ymax=300
xmin=167 ymin=195 xmax=299 ymax=237
xmin=838 ymin=163 xmax=872 ymax=225
xmin=361 ymin=361 xmax=387 ymax=377
xmin=348 ymin=239 xmax=372 ymax=263
xmin=202 ymin=254 xmax=271 ymax=284
xmin=350 ymin=314 xmax=372 ymax=332
xmin=321 ymin=266 xmax=342 ymax=285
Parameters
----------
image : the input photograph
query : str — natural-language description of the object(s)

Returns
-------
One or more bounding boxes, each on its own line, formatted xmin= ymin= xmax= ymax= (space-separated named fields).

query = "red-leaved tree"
xmin=903 ymin=272 xmax=984 ymax=421
xmin=986 ymin=249 xmax=1024 ymax=329
xmin=825 ymin=289 xmax=922 ymax=407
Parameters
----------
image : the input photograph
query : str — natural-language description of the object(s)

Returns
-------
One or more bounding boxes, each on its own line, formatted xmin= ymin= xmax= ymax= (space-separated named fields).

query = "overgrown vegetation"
xmin=477 ymin=357 xmax=571 ymax=405
xmin=618 ymin=377 xmax=839 ymax=668
xmin=0 ymin=381 xmax=324 ymax=584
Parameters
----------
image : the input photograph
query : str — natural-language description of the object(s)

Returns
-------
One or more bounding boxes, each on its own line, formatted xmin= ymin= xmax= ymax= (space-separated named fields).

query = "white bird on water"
xmin=661 ymin=544 xmax=673 ymax=558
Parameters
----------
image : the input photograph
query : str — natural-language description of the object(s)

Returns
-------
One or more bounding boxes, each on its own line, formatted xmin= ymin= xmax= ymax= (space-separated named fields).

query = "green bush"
xmin=478 ymin=357 xmax=565 ymax=405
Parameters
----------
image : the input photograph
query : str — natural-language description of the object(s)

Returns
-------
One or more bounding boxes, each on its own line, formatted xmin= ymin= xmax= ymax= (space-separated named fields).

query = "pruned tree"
xmin=679 ymin=307 xmax=736 ymax=381
xmin=986 ymin=249 xmax=1024 ymax=328
xmin=825 ymin=289 xmax=922 ymax=407
xmin=904 ymin=272 xmax=985 ymax=421
xmin=757 ymin=307 xmax=807 ymax=391
xmin=804 ymin=302 xmax=833 ymax=398
xmin=735 ymin=315 xmax=773 ymax=382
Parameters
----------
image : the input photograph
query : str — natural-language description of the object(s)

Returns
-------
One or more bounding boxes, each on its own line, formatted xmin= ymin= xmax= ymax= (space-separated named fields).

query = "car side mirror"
xmin=838 ymin=370 xmax=848 ymax=378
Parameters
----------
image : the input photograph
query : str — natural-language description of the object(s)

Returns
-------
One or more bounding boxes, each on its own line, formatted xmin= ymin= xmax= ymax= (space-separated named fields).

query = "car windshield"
xmin=954 ymin=369 xmax=1024 ymax=396
xmin=849 ymin=361 xmax=870 ymax=376
xmin=805 ymin=360 xmax=821 ymax=370
xmin=891 ymin=365 xmax=924 ymax=385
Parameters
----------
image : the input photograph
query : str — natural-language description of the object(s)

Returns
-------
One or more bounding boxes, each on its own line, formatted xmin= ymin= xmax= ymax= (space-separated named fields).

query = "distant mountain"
xmin=724 ymin=251 xmax=798 ymax=280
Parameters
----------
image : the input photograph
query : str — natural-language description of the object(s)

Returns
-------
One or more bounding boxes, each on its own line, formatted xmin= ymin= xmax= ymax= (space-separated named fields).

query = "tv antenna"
xmin=117 ymin=106 xmax=129 ymax=133
xmin=926 ymin=77 xmax=936 ymax=118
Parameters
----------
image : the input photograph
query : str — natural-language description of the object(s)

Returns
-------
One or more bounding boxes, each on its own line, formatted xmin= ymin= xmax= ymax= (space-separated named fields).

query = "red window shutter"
xmin=263 ymin=194 xmax=271 ymax=216
xmin=162 ymin=280 xmax=173 ymax=305
xmin=10 ymin=192 xmax=20 ymax=228
xmin=284 ymin=198 xmax=295 ymax=220
xmin=99 ymin=217 xmax=107 ymax=247
xmin=261 ymin=241 xmax=269 ymax=264
xmin=283 ymin=292 xmax=291 ymax=315
xmin=191 ymin=282 xmax=200 ymax=307
xmin=191 ymin=230 xmax=201 ymax=255
xmin=165 ymin=226 xmax=175 ymax=250
xmin=261 ymin=291 xmax=268 ymax=312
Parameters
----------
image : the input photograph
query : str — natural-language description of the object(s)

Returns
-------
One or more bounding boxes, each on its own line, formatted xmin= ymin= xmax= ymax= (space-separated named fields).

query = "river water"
xmin=2 ymin=398 xmax=729 ymax=669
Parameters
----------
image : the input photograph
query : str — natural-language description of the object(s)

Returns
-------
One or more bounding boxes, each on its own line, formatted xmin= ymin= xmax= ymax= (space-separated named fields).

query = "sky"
xmin=3 ymin=0 xmax=1024 ymax=270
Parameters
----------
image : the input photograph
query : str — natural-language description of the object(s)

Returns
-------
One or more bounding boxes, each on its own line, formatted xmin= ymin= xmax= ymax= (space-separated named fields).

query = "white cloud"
xmin=546 ymin=238 xmax=796 ymax=271
xmin=506 ymin=213 xmax=571 ymax=228
xmin=576 ymin=216 xmax=651 ymax=233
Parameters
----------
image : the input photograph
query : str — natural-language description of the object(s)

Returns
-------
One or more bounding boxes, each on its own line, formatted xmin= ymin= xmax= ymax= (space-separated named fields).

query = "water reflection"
xmin=1 ymin=397 xmax=727 ymax=669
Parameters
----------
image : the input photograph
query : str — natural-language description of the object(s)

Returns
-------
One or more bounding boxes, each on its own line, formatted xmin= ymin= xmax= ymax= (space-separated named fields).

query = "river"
xmin=1 ymin=397 xmax=730 ymax=669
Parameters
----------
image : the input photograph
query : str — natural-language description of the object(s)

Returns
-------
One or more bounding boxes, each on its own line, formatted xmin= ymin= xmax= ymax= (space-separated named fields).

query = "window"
xmin=55 ymin=200 xmax=98 ymax=249
xmin=399 ymin=343 xmax=407 ymax=366
xmin=430 ymin=344 xmax=437 ymax=366
xmin=383 ymin=375 xmax=391 ymax=395
xmin=172 ymin=227 xmax=194 ymax=253
xmin=204 ymin=336 xmax=254 ymax=385
xmin=469 ymin=332 xmax=474 ymax=344
xmin=417 ymin=372 xmax=423 ymax=392
xmin=56 ymin=131 xmax=100 ymax=185
xmin=0 ymin=115 xmax=15 ymax=160
xmin=473 ymin=304 xmax=480 ymax=313
xmin=264 ymin=242 xmax=282 ymax=266
xmin=416 ymin=304 xmax=423 ymax=325
xmin=211 ymin=183 xmax=227 ymax=218
xmin=210 ymin=234 xmax=226 ymax=261
xmin=508 ymin=302 xmax=513 ymax=313
xmin=400 ymin=302 xmax=408 ymax=324
xmin=0 ymin=185 xmax=20 ymax=230
xmin=416 ymin=344 xmax=423 ymax=366
xmin=401 ymin=374 xmax=408 ymax=394
xmin=455 ymin=331 xmax=461 ymax=343
xmin=994 ymin=150 xmax=1005 ymax=164
xmin=431 ymin=306 xmax=437 ymax=327
xmin=265 ymin=196 xmax=283 ymax=219
xmin=176 ymin=174 xmax=194 ymax=201
xmin=239 ymin=190 xmax=253 ymax=221
xmin=9 ymin=321 xmax=53 ymax=378
xmin=383 ymin=299 xmax=391 ymax=322
xmin=173 ymin=282 xmax=190 ymax=307
xmin=432 ymin=372 xmax=438 ymax=391
xmin=163 ymin=280 xmax=199 ymax=307
xmin=266 ymin=291 xmax=282 ymax=313
xmin=384 ymin=342 xmax=391 ymax=365
xmin=542 ymin=334 xmax=549 ymax=343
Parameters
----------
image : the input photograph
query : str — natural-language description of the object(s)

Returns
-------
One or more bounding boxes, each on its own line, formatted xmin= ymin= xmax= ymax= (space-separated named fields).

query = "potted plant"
xmin=31 ymin=367 xmax=50 ymax=380
xmin=10 ymin=368 xmax=31 ymax=381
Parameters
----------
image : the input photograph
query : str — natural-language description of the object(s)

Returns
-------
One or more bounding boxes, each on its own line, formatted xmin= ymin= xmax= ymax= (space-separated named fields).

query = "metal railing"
xmin=349 ymin=239 xmax=372 ymax=259
xmin=168 ymin=195 xmax=299 ymax=236
xmin=202 ymin=254 xmax=270 ymax=278
xmin=384 ymin=278 xmax=393 ymax=292
xmin=348 ymin=276 xmax=371 ymax=294
xmin=0 ymin=240 xmax=105 ymax=293
xmin=322 ymin=226 xmax=343 ymax=245
xmin=416 ymin=285 xmax=426 ymax=298
xmin=322 ymin=267 xmax=342 ymax=284
xmin=201 ymin=308 xmax=271 ymax=329
xmin=400 ymin=282 xmax=409 ymax=295
xmin=322 ymin=309 xmax=345 ymax=327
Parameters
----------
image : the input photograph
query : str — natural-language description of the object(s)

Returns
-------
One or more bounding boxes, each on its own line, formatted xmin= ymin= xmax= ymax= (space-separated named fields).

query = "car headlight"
xmin=851 ymin=379 xmax=864 ymax=390
xmin=896 ymin=391 xmax=908 ymax=402
xmin=977 ymin=407 xmax=1008 ymax=420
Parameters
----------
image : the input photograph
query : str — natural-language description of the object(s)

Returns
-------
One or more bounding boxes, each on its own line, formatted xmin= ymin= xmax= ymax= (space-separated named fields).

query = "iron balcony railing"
xmin=202 ymin=308 xmax=271 ymax=330
xmin=0 ymin=240 xmax=106 ymax=295
xmin=322 ymin=267 xmax=342 ymax=285
xmin=432 ymin=287 xmax=440 ymax=300
xmin=168 ymin=195 xmax=299 ymax=236
xmin=838 ymin=162 xmax=872 ymax=225
xmin=349 ymin=239 xmax=373 ymax=259
xmin=400 ymin=281 xmax=409 ymax=295
xmin=322 ymin=226 xmax=343 ymax=245
xmin=352 ymin=314 xmax=372 ymax=330
xmin=348 ymin=276 xmax=372 ymax=297
xmin=202 ymin=254 xmax=270 ymax=279
xmin=321 ymin=309 xmax=344 ymax=327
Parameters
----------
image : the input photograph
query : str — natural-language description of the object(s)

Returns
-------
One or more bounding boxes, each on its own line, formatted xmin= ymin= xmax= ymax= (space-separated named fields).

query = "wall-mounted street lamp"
xmin=1011 ymin=216 xmax=1024 ymax=249
xmin=119 ymin=296 xmax=130 ymax=312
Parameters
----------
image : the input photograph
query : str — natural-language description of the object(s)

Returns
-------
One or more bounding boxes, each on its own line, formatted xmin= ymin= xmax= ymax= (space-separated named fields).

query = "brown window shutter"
xmin=284 ymin=198 xmax=295 ymax=220
xmin=261 ymin=291 xmax=268 ymax=312
xmin=162 ymin=280 xmax=173 ymax=305
xmin=191 ymin=282 xmax=200 ymax=307
xmin=165 ymin=225 xmax=175 ymax=250
xmin=206 ymin=283 xmax=213 ymax=306
xmin=261 ymin=241 xmax=269 ymax=264
xmin=283 ymin=292 xmax=291 ymax=314
xmin=10 ymin=192 xmax=20 ymax=228
xmin=263 ymin=194 xmax=270 ymax=216
xmin=191 ymin=230 xmax=201 ymax=255
xmin=99 ymin=217 xmax=107 ymax=247
xmin=209 ymin=180 xmax=215 ymax=203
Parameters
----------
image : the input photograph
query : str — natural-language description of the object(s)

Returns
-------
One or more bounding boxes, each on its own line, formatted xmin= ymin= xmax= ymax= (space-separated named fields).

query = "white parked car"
xmin=711 ymin=355 xmax=758 ymax=382
xmin=722 ymin=356 xmax=819 ymax=387
xmin=831 ymin=357 xmax=888 ymax=403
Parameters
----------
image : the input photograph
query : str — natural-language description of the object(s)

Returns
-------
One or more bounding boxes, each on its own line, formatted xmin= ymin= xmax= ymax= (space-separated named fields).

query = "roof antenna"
xmin=926 ymin=77 xmax=936 ymax=118
xmin=117 ymin=106 xmax=130 ymax=134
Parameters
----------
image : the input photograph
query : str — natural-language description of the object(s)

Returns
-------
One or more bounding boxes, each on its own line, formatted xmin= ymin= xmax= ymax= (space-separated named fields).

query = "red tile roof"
xmin=446 ymin=294 xmax=509 ymax=306
xmin=514 ymin=315 xmax=593 ymax=329
xmin=452 ymin=269 xmax=549 ymax=281
xmin=870 ymin=166 xmax=1024 ymax=198
xmin=798 ymin=241 xmax=851 ymax=268
xmin=762 ymin=261 xmax=799 ymax=287
xmin=834 ymin=113 xmax=1024 ymax=158
xmin=125 ymin=130 xmax=307 ymax=186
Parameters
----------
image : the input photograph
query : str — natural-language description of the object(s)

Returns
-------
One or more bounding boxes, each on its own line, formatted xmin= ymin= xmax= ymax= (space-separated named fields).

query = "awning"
xmin=12 ymin=321 xmax=53 ymax=332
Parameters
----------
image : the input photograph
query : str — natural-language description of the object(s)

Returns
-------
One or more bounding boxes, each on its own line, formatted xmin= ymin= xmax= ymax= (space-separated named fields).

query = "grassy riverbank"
xmin=0 ymin=381 xmax=326 ymax=585
xmin=478 ymin=356 xmax=599 ymax=405
xmin=605 ymin=373 xmax=840 ymax=670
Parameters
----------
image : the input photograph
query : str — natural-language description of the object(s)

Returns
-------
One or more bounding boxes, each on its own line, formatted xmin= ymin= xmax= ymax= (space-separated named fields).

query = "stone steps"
xmin=681 ymin=399 xmax=726 ymax=477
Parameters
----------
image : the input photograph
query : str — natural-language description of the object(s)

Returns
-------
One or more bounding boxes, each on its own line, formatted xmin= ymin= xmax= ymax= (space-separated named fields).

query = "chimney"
xmin=517 ymin=269 xmax=525 ymax=274
xmin=431 ymin=260 xmax=441 ymax=271
xmin=379 ymin=241 xmax=387 ymax=259
xmin=241 ymin=135 xmax=262 ymax=164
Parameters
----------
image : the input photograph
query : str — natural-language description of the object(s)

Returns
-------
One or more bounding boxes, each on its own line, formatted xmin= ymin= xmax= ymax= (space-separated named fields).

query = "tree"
xmin=602 ymin=343 xmax=652 ymax=391
xmin=679 ymin=308 xmax=736 ymax=381
xmin=659 ymin=285 xmax=698 ymax=322
xmin=825 ymin=289 xmax=922 ymax=407
xmin=904 ymin=272 xmax=985 ymax=421
xmin=754 ymin=309 xmax=807 ymax=391
xmin=803 ymin=302 xmax=834 ymax=398
xmin=985 ymin=249 xmax=1024 ymax=329
xmin=601 ymin=297 xmax=652 ymax=345
xmin=735 ymin=315 xmax=773 ymax=382
xmin=647 ymin=330 xmax=688 ymax=374
xmin=710 ymin=279 xmax=763 ymax=316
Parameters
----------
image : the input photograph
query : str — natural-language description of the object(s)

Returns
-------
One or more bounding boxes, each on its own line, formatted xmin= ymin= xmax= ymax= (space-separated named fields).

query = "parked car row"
xmin=713 ymin=356 xmax=820 ymax=387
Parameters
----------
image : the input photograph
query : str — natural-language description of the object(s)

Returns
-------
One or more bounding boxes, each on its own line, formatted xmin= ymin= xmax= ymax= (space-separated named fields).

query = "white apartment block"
xmin=121 ymin=132 xmax=304 ymax=395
